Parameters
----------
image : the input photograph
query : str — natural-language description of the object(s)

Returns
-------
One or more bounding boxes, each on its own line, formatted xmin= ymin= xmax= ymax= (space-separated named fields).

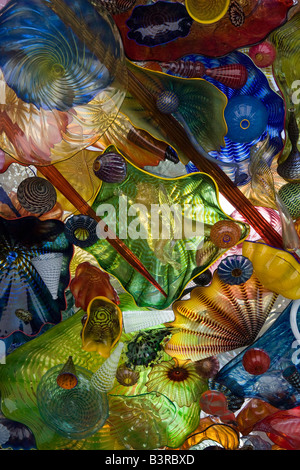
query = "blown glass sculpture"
xmin=0 ymin=0 xmax=127 ymax=167
xmin=124 ymin=60 xmax=228 ymax=154
xmin=91 ymin=341 xmax=124 ymax=390
xmin=217 ymin=255 xmax=253 ymax=285
xmin=185 ymin=0 xmax=230 ymax=24
xmin=164 ymin=271 xmax=278 ymax=361
xmin=114 ymin=0 xmax=294 ymax=61
xmin=107 ymin=391 xmax=177 ymax=449
xmin=214 ymin=301 xmax=300 ymax=409
xmin=81 ymin=297 xmax=123 ymax=357
xmin=0 ymin=216 xmax=72 ymax=342
xmin=2 ymin=0 xmax=300 ymax=454
xmin=243 ymin=241 xmax=300 ymax=299
xmin=145 ymin=359 xmax=207 ymax=407
xmin=270 ymin=13 xmax=300 ymax=168
xmin=37 ymin=362 xmax=109 ymax=439
xmin=84 ymin=145 xmax=249 ymax=309
xmin=70 ymin=262 xmax=120 ymax=311
xmin=182 ymin=51 xmax=284 ymax=185
xmin=253 ymin=407 xmax=300 ymax=450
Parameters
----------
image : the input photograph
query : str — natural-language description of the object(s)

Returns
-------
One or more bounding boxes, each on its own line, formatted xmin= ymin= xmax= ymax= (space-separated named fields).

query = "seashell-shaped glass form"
xmin=0 ymin=0 xmax=127 ymax=167
xmin=210 ymin=220 xmax=242 ymax=249
xmin=194 ymin=356 xmax=220 ymax=379
xmin=122 ymin=309 xmax=175 ymax=333
xmin=70 ymin=261 xmax=120 ymax=311
xmin=81 ymin=297 xmax=123 ymax=358
xmin=30 ymin=253 xmax=63 ymax=300
xmin=56 ymin=356 xmax=78 ymax=390
xmin=164 ymin=271 xmax=278 ymax=362
xmin=228 ymin=1 xmax=245 ymax=28
xmin=217 ymin=255 xmax=253 ymax=285
xmin=115 ymin=363 xmax=140 ymax=387
xmin=91 ymin=341 xmax=124 ymax=392
xmin=37 ymin=363 xmax=109 ymax=439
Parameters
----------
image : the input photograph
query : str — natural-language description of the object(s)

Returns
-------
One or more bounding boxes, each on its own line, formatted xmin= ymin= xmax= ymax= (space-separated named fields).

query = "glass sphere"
xmin=37 ymin=364 xmax=109 ymax=439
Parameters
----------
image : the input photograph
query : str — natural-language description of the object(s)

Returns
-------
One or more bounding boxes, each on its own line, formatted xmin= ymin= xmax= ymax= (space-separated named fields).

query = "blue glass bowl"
xmin=224 ymin=95 xmax=269 ymax=144
xmin=179 ymin=51 xmax=285 ymax=185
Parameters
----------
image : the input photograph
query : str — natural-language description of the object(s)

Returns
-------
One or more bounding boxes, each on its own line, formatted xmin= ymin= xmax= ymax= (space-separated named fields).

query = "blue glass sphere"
xmin=37 ymin=364 xmax=108 ymax=439
xmin=156 ymin=91 xmax=179 ymax=114
xmin=224 ymin=95 xmax=269 ymax=143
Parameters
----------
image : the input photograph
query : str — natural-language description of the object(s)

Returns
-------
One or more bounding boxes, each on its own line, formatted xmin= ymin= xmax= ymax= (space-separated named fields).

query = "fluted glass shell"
xmin=37 ymin=364 xmax=109 ymax=439
xmin=164 ymin=271 xmax=278 ymax=361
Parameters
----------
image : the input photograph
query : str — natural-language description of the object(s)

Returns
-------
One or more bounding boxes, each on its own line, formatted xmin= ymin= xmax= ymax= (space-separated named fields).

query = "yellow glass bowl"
xmin=243 ymin=241 xmax=300 ymax=299
xmin=186 ymin=0 xmax=231 ymax=24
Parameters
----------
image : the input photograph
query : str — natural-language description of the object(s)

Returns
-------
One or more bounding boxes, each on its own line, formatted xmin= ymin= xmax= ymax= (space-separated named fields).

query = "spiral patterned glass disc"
xmin=37 ymin=364 xmax=109 ymax=439
xmin=16 ymin=177 xmax=57 ymax=215
xmin=0 ymin=0 xmax=127 ymax=166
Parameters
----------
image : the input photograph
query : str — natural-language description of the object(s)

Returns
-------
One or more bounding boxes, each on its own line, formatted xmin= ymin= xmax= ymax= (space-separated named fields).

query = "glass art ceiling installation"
xmin=1 ymin=0 xmax=300 ymax=453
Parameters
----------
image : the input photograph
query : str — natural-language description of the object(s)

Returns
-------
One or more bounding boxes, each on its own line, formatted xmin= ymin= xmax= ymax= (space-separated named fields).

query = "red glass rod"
xmin=126 ymin=65 xmax=293 ymax=253
xmin=38 ymin=165 xmax=168 ymax=298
